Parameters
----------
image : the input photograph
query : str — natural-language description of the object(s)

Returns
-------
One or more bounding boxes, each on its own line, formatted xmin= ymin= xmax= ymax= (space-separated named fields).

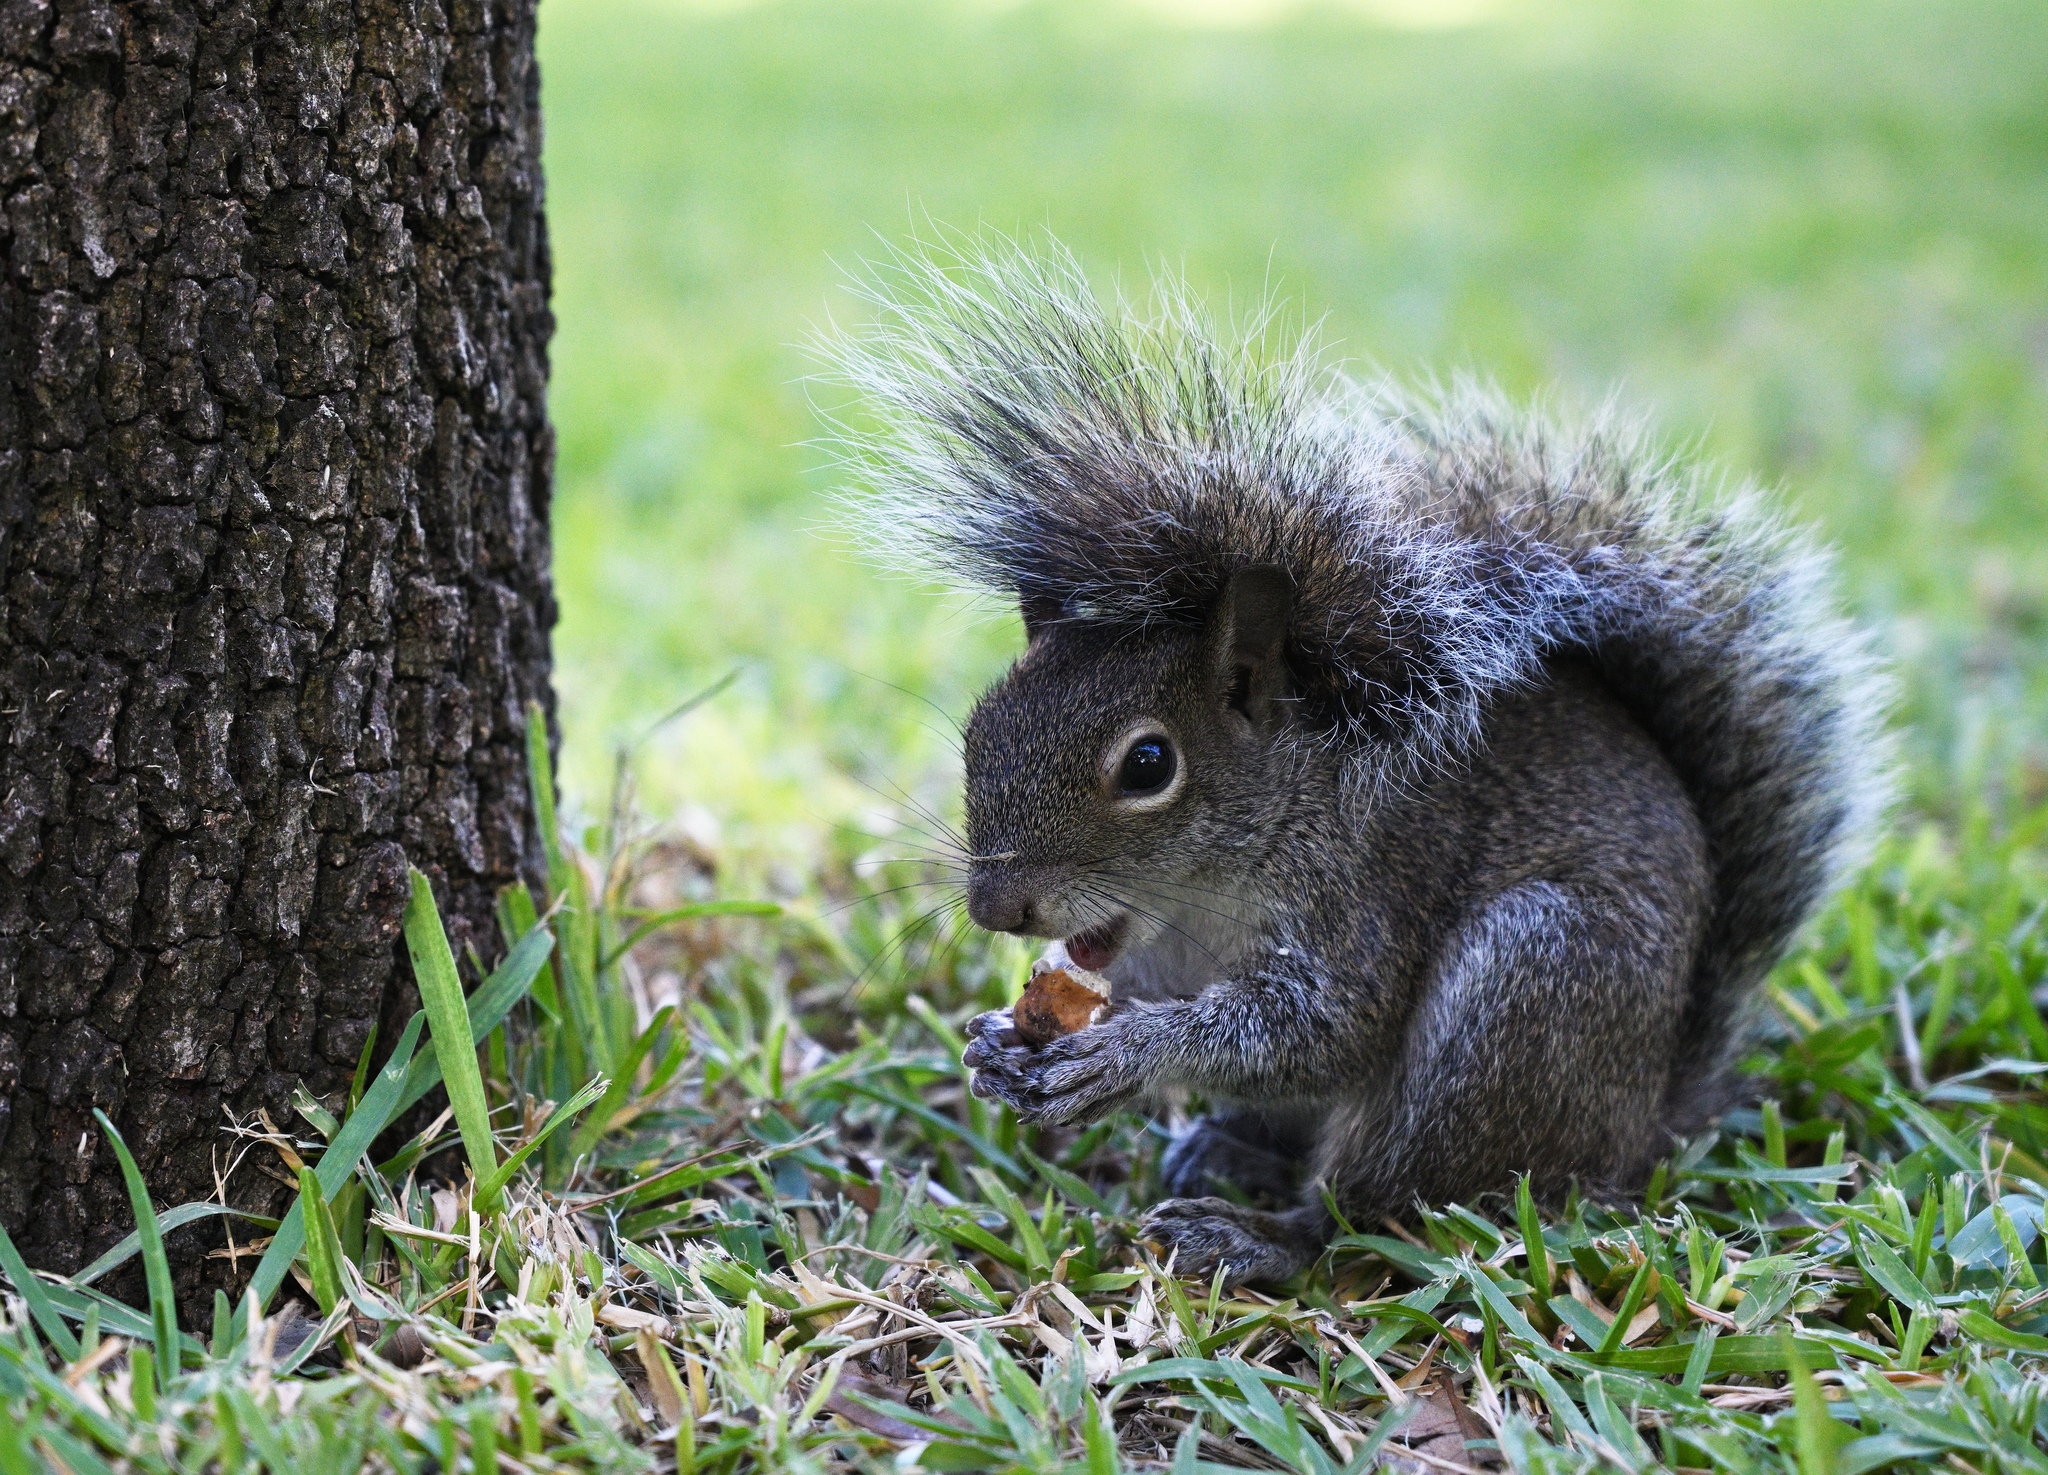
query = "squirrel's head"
xmin=961 ymin=565 xmax=1300 ymax=968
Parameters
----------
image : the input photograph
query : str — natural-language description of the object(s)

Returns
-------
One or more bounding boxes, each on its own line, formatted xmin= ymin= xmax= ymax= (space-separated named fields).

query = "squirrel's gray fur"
xmin=830 ymin=240 xmax=1892 ymax=1284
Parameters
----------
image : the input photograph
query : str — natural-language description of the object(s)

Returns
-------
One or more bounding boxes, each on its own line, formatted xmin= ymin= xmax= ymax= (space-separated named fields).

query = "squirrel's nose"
xmin=967 ymin=874 xmax=1036 ymax=933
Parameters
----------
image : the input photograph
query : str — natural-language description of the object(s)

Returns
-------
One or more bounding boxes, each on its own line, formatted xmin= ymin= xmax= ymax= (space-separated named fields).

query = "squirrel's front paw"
xmin=991 ymin=1024 xmax=1138 ymax=1130
xmin=963 ymin=1007 xmax=1039 ymax=1114
xmin=961 ymin=1012 xmax=1136 ymax=1125
xmin=1014 ymin=1028 xmax=1140 ymax=1127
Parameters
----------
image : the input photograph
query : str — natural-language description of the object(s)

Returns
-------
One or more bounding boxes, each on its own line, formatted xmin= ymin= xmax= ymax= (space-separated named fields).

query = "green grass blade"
xmin=348 ymin=1020 xmax=380 ymax=1111
xmin=395 ymin=918 xmax=556 ymax=1116
xmin=841 ymin=1078 xmax=1029 ymax=1180
xmin=1993 ymin=947 xmax=2048 ymax=1058
xmin=0 ymin=1218 xmax=81 ymax=1360
xmin=526 ymin=700 xmax=570 ymax=901
xmin=92 ymin=1111 xmax=177 ymax=1390
xmin=1108 ymin=1359 xmax=1319 ymax=1393
xmin=634 ymin=1023 xmax=695 ymax=1107
xmin=1342 ymin=1402 xmax=1414 ymax=1474
xmin=0 ymin=1341 xmax=130 ymax=1459
xmin=37 ymin=1428 xmax=117 ymax=1475
xmin=125 ymin=1343 xmax=155 ymax=1423
xmin=1549 ymin=1294 xmax=1613 ymax=1350
xmin=1457 ymin=1258 xmax=1544 ymax=1345
xmin=476 ymin=1075 xmax=610 ymax=1203
xmin=601 ymin=901 xmax=780 ymax=970
xmin=274 ymin=1305 xmax=351 ymax=1378
xmin=1589 ymin=1332 xmax=1839 ymax=1376
xmin=1910 ymin=1190 xmax=1939 ymax=1280
xmin=297 ymin=1168 xmax=345 ymax=1316
xmin=558 ymin=857 xmax=610 ymax=1077
xmin=1956 ymin=1308 xmax=2048 ymax=1353
xmin=1516 ymin=1174 xmax=1552 ymax=1304
xmin=1019 ymin=1146 xmax=1114 ymax=1214
xmin=1513 ymin=1353 xmax=1599 ymax=1447
xmin=249 ymin=1011 xmax=424 ymax=1310
xmin=1084 ymin=1396 xmax=1118 ymax=1475
xmin=403 ymin=867 xmax=502 ymax=1206
xmin=72 ymin=1203 xmax=259 ymax=1288
xmin=25 ymin=1277 xmax=195 ymax=1351
xmin=1683 ymin=1327 xmax=1718 ymax=1396
xmin=1786 ymin=1332 xmax=1846 ymax=1475
xmin=223 ymin=1386 xmax=297 ymax=1471
xmin=911 ymin=1204 xmax=1029 ymax=1271
xmin=519 ymin=700 xmax=581 ymax=1086
xmin=1850 ymin=1225 xmax=1936 ymax=1314
xmin=566 ymin=1006 xmax=674 ymax=1164
xmin=498 ymin=883 xmax=562 ymax=1023
xmin=1592 ymin=1256 xmax=1655 ymax=1362
xmin=209 ymin=1288 xmax=234 ymax=1356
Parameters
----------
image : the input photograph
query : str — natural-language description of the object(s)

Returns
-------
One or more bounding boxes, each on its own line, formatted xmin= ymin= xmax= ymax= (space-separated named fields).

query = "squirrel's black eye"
xmin=1116 ymin=737 xmax=1176 ymax=796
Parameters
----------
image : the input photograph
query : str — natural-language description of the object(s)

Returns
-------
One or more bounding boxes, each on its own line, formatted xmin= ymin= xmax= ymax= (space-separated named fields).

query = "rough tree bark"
xmin=0 ymin=0 xmax=554 ymax=1305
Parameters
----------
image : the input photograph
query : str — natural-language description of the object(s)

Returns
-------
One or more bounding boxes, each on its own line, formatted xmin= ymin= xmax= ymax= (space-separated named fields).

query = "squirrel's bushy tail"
xmin=1405 ymin=410 xmax=1894 ymax=1113
xmin=828 ymin=238 xmax=1893 ymax=1110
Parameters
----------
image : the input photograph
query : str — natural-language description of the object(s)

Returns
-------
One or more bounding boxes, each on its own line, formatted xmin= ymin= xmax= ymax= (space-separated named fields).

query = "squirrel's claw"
xmin=961 ymin=1008 xmax=1020 ymax=1069
xmin=966 ymin=1045 xmax=1036 ymax=1111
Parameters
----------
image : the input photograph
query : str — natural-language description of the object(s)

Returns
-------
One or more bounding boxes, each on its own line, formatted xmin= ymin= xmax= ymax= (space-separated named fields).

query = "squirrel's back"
xmin=831 ymin=239 xmax=1893 ymax=1106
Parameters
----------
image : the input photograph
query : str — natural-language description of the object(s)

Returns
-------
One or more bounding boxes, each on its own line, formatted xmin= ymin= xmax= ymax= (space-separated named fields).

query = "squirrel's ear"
xmin=1209 ymin=565 xmax=1294 ymax=731
xmin=1021 ymin=593 xmax=1064 ymax=645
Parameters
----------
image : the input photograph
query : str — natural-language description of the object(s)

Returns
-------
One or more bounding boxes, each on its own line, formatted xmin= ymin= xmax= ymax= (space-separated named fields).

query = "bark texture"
xmin=0 ymin=0 xmax=553 ymax=1299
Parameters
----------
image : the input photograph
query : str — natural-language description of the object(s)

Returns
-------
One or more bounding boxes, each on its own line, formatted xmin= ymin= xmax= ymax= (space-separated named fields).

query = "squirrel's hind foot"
xmin=1160 ymin=1113 xmax=1310 ymax=1206
xmin=1140 ymin=1198 xmax=1323 ymax=1286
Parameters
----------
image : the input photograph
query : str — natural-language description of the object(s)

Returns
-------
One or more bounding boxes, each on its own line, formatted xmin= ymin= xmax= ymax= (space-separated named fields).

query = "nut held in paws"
xmin=1014 ymin=966 xmax=1110 ymax=1047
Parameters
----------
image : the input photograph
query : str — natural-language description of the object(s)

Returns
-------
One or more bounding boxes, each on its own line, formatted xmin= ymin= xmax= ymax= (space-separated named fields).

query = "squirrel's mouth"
xmin=1064 ymin=916 xmax=1127 ymax=972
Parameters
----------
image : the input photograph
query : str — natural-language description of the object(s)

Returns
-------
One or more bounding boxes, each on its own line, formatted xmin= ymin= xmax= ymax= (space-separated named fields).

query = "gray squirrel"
xmin=831 ymin=243 xmax=1891 ymax=1284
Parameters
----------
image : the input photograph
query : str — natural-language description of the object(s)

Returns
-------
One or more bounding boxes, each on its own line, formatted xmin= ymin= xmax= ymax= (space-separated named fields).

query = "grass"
xmin=6 ymin=0 xmax=2048 ymax=1469
xmin=3 ymin=713 xmax=2047 ymax=1471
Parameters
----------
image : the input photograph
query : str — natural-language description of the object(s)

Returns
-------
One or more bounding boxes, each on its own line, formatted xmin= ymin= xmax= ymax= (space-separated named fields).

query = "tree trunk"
xmin=0 ymin=0 xmax=554 ymax=1305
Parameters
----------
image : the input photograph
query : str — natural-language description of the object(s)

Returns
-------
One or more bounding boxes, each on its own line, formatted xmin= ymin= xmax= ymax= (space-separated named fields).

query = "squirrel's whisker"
xmin=814 ymin=878 xmax=962 ymax=922
xmin=924 ymin=903 xmax=984 ymax=987
xmin=839 ymin=893 xmax=968 ymax=1006
xmin=841 ymin=770 xmax=972 ymax=856
xmin=1072 ymin=881 xmax=1226 ymax=973
xmin=839 ymin=664 xmax=969 ymax=748
xmin=1072 ymin=856 xmax=1276 ymax=912
xmin=1087 ymin=869 xmax=1276 ymax=929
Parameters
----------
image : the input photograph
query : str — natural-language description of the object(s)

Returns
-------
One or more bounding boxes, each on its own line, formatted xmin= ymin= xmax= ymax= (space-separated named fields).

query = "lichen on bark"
xmin=0 ymin=0 xmax=554 ymax=1307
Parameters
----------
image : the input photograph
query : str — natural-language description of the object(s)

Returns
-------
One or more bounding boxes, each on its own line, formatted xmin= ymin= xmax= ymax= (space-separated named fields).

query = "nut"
xmin=1014 ymin=966 xmax=1110 ymax=1047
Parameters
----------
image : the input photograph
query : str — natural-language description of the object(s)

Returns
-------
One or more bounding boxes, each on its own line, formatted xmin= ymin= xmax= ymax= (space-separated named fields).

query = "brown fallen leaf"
xmin=379 ymin=1323 xmax=429 ymax=1370
xmin=1378 ymin=1369 xmax=1499 ymax=1473
xmin=824 ymin=1372 xmax=957 ymax=1444
xmin=1434 ymin=1368 xmax=1495 ymax=1454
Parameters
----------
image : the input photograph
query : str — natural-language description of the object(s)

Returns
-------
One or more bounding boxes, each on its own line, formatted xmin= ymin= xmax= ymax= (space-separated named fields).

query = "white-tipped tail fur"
xmin=827 ymin=237 xmax=1893 ymax=1102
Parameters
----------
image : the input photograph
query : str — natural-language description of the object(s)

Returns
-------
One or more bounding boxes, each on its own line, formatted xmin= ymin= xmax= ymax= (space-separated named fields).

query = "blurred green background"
xmin=538 ymin=0 xmax=2048 ymax=857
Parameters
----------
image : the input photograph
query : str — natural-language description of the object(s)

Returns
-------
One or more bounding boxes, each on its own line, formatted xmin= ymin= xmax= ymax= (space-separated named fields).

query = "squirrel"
xmin=829 ymin=242 xmax=1892 ymax=1284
